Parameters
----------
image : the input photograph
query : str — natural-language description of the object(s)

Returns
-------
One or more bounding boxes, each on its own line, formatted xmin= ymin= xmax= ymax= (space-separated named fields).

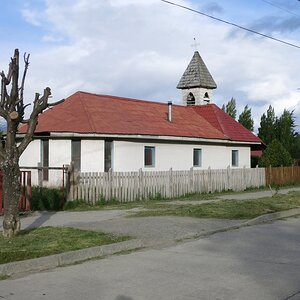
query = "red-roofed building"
xmin=18 ymin=51 xmax=263 ymax=186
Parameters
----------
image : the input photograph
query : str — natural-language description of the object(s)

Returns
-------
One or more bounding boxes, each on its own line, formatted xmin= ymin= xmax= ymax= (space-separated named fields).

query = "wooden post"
xmin=108 ymin=168 xmax=112 ymax=201
xmin=169 ymin=168 xmax=173 ymax=198
xmin=208 ymin=166 xmax=212 ymax=193
xmin=226 ymin=165 xmax=231 ymax=191
xmin=67 ymin=162 xmax=75 ymax=201
xmin=138 ymin=168 xmax=143 ymax=200
xmin=189 ymin=167 xmax=194 ymax=194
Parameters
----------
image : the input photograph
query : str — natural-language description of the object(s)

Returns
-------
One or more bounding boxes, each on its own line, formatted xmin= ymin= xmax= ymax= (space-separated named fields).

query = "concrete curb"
xmin=0 ymin=239 xmax=144 ymax=277
xmin=1 ymin=208 xmax=299 ymax=278
xmin=179 ymin=208 xmax=300 ymax=241
xmin=243 ymin=208 xmax=300 ymax=226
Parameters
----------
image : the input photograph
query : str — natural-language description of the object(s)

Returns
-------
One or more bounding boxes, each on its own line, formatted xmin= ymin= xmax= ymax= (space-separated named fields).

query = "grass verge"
xmin=130 ymin=191 xmax=300 ymax=219
xmin=0 ymin=226 xmax=130 ymax=265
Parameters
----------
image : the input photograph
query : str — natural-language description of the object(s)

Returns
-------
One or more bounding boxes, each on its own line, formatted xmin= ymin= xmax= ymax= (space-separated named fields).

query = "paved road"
xmin=1 ymin=217 xmax=299 ymax=300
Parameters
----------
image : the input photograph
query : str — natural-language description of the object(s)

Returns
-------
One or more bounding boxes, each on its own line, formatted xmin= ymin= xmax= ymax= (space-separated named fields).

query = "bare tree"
xmin=0 ymin=49 xmax=63 ymax=237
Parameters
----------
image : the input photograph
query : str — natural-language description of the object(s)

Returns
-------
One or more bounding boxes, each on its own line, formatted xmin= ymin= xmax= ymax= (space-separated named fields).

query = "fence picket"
xmin=71 ymin=167 xmax=300 ymax=203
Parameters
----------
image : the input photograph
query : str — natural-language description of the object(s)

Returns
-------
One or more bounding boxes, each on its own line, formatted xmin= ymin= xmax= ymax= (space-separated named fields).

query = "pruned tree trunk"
xmin=2 ymin=148 xmax=21 ymax=237
xmin=0 ymin=49 xmax=64 ymax=237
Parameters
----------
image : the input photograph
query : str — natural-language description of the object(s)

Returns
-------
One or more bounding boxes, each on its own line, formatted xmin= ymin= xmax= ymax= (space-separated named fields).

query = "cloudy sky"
xmin=1 ymin=0 xmax=300 ymax=131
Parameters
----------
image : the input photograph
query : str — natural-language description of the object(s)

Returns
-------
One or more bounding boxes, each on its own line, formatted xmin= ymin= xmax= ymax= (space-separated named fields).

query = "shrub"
xmin=31 ymin=187 xmax=64 ymax=211
xmin=258 ymin=139 xmax=293 ymax=167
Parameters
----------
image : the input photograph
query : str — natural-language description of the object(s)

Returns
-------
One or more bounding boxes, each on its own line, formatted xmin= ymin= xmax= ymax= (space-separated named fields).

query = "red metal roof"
xmin=18 ymin=91 xmax=262 ymax=144
xmin=193 ymin=104 xmax=262 ymax=143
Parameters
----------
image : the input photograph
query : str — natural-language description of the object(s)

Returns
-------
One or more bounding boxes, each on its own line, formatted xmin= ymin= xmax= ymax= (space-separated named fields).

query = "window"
xmin=232 ymin=150 xmax=239 ymax=167
xmin=72 ymin=140 xmax=81 ymax=171
xmin=144 ymin=146 xmax=155 ymax=167
xmin=104 ymin=140 xmax=113 ymax=172
xmin=41 ymin=140 xmax=49 ymax=181
xmin=193 ymin=148 xmax=202 ymax=167
xmin=187 ymin=92 xmax=195 ymax=106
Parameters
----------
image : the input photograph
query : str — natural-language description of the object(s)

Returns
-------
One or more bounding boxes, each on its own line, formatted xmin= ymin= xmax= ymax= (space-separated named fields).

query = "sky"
xmin=0 ymin=0 xmax=300 ymax=131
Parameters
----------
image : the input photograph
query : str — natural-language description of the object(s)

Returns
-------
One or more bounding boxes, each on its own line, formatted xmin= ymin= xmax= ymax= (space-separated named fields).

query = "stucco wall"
xmin=19 ymin=138 xmax=251 ymax=186
xmin=19 ymin=139 xmax=40 ymax=185
xmin=113 ymin=140 xmax=250 ymax=172
xmin=81 ymin=140 xmax=104 ymax=172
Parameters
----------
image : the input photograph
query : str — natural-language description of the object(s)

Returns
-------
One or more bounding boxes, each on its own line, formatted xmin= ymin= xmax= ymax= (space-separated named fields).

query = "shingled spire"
xmin=177 ymin=51 xmax=217 ymax=106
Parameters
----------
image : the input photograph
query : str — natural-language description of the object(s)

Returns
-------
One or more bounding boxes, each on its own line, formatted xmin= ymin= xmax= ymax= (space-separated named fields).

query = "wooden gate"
xmin=0 ymin=171 xmax=32 ymax=214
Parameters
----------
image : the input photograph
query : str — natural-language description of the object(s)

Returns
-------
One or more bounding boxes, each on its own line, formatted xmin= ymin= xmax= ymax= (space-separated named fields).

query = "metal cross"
xmin=191 ymin=38 xmax=200 ymax=51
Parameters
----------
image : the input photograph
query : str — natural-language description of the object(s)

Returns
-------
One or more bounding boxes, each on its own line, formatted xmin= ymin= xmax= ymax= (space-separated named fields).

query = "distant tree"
xmin=274 ymin=109 xmax=296 ymax=155
xmin=0 ymin=49 xmax=63 ymax=237
xmin=238 ymin=105 xmax=254 ymax=131
xmin=258 ymin=105 xmax=276 ymax=145
xmin=224 ymin=97 xmax=237 ymax=119
xmin=290 ymin=134 xmax=300 ymax=160
xmin=221 ymin=104 xmax=225 ymax=111
xmin=258 ymin=139 xmax=293 ymax=167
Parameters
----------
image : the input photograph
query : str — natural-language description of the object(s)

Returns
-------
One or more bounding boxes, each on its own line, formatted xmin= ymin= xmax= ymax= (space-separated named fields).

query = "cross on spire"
xmin=191 ymin=37 xmax=200 ymax=51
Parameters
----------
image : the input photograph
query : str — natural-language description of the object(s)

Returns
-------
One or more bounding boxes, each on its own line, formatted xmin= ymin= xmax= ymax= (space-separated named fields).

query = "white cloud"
xmin=21 ymin=8 xmax=42 ymax=26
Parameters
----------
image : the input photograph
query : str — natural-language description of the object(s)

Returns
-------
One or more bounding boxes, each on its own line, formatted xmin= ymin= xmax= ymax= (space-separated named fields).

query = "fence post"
xmin=169 ymin=168 xmax=173 ymax=198
xmin=208 ymin=166 xmax=212 ymax=193
xmin=67 ymin=162 xmax=75 ymax=201
xmin=243 ymin=166 xmax=247 ymax=190
xmin=189 ymin=167 xmax=194 ymax=194
xmin=37 ymin=162 xmax=43 ymax=188
xmin=108 ymin=168 xmax=113 ymax=201
xmin=138 ymin=168 xmax=143 ymax=200
xmin=226 ymin=165 xmax=231 ymax=191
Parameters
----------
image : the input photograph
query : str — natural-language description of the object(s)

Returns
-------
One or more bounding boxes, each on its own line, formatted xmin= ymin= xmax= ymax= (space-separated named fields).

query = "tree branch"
xmin=18 ymin=88 xmax=65 ymax=155
xmin=17 ymin=53 xmax=30 ymax=107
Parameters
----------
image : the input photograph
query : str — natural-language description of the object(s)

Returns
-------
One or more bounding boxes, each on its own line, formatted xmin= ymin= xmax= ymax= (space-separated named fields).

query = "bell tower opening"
xmin=204 ymin=92 xmax=210 ymax=103
xmin=187 ymin=93 xmax=195 ymax=106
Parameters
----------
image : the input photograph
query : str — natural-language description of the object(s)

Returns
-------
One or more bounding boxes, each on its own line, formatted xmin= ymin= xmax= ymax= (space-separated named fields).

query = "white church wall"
xmin=20 ymin=138 xmax=251 ymax=187
xmin=19 ymin=139 xmax=40 ymax=186
xmin=113 ymin=140 xmax=251 ymax=172
xmin=81 ymin=140 xmax=104 ymax=172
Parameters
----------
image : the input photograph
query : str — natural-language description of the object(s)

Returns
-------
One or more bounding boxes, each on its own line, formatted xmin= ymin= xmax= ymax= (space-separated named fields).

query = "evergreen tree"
xmin=224 ymin=97 xmax=237 ymax=119
xmin=258 ymin=105 xmax=276 ymax=145
xmin=290 ymin=134 xmax=300 ymax=160
xmin=274 ymin=109 xmax=296 ymax=154
xmin=238 ymin=105 xmax=254 ymax=131
xmin=258 ymin=139 xmax=293 ymax=167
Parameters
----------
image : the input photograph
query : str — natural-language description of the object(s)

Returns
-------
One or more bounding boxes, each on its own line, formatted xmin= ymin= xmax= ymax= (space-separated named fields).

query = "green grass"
xmin=130 ymin=191 xmax=300 ymax=219
xmin=63 ymin=184 xmax=300 ymax=211
xmin=0 ymin=227 xmax=130 ymax=265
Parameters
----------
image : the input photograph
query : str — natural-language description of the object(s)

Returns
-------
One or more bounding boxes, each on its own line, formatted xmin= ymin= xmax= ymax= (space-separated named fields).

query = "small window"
xmin=41 ymin=140 xmax=49 ymax=181
xmin=193 ymin=148 xmax=202 ymax=167
xmin=144 ymin=146 xmax=155 ymax=167
xmin=104 ymin=140 xmax=113 ymax=172
xmin=187 ymin=92 xmax=195 ymax=106
xmin=232 ymin=150 xmax=239 ymax=167
xmin=72 ymin=140 xmax=81 ymax=171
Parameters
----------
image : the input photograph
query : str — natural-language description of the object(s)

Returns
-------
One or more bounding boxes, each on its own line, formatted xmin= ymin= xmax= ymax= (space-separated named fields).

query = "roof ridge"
xmin=75 ymin=91 xmax=183 ymax=107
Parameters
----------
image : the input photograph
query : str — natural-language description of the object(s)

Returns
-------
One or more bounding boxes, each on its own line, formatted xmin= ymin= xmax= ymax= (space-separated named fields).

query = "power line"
xmin=161 ymin=0 xmax=300 ymax=49
xmin=261 ymin=0 xmax=300 ymax=18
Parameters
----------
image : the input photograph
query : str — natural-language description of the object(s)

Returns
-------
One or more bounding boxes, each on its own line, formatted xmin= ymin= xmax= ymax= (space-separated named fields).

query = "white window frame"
xmin=232 ymin=150 xmax=239 ymax=167
xmin=193 ymin=148 xmax=202 ymax=167
xmin=144 ymin=146 xmax=155 ymax=168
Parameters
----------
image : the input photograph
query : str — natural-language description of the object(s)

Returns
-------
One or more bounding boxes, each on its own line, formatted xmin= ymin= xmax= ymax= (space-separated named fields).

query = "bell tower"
xmin=177 ymin=51 xmax=217 ymax=106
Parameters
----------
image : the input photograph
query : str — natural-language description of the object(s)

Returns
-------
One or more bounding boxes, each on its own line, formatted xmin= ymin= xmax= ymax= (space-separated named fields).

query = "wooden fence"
xmin=69 ymin=167 xmax=266 ymax=203
xmin=266 ymin=166 xmax=300 ymax=186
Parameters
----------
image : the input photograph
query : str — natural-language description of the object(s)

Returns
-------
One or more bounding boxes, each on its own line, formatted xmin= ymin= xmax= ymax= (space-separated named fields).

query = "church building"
xmin=18 ymin=51 xmax=263 ymax=186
